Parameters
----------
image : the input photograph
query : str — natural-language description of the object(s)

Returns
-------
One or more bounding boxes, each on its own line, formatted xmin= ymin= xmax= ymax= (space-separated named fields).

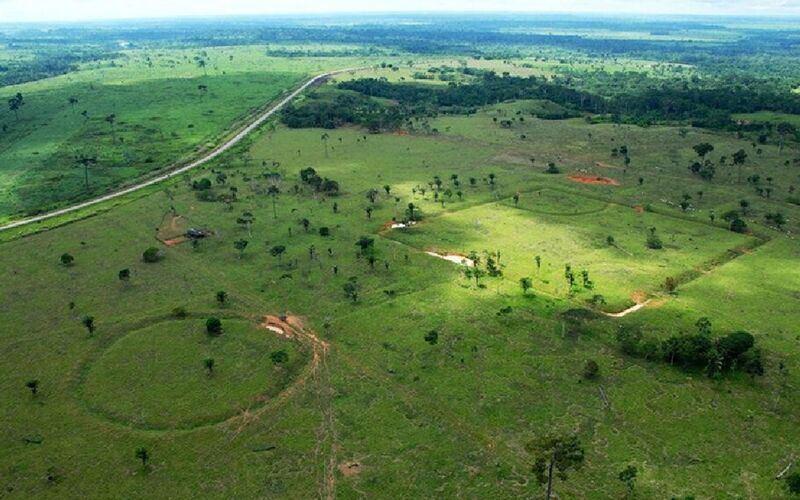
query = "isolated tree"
xmin=739 ymin=199 xmax=750 ymax=215
xmin=216 ymin=290 xmax=227 ymax=305
xmin=197 ymin=58 xmax=207 ymax=75
xmin=365 ymin=207 xmax=373 ymax=219
xmin=406 ymin=203 xmax=416 ymax=221
xmin=526 ymin=433 xmax=585 ymax=500
xmin=135 ymin=447 xmax=149 ymax=469
xmin=383 ymin=184 xmax=391 ymax=195
xmin=618 ymin=465 xmax=638 ymax=496
xmin=60 ymin=253 xmax=75 ymax=266
xmin=267 ymin=185 xmax=280 ymax=219
xmin=234 ymin=239 xmax=248 ymax=258
xmin=142 ymin=247 xmax=161 ymax=263
xmin=68 ymin=96 xmax=79 ymax=112
xmin=270 ymin=245 xmax=286 ymax=263
xmin=513 ymin=193 xmax=520 ymax=206
xmin=105 ymin=114 xmax=117 ymax=143
xmin=82 ymin=315 xmax=95 ymax=334
xmin=300 ymin=218 xmax=310 ymax=232
xmin=732 ymin=148 xmax=748 ymax=182
xmin=520 ymin=277 xmax=533 ymax=295
xmin=206 ymin=317 xmax=222 ymax=335
xmin=118 ymin=268 xmax=131 ymax=285
xmin=646 ymin=227 xmax=663 ymax=249
xmin=236 ymin=211 xmax=255 ymax=236
xmin=203 ymin=358 xmax=215 ymax=375
xmin=321 ymin=132 xmax=330 ymax=158
xmin=692 ymin=142 xmax=714 ymax=159
xmin=7 ymin=92 xmax=24 ymax=120
xmin=535 ymin=255 xmax=541 ymax=271
xmin=271 ymin=350 xmax=289 ymax=364
xmin=75 ymin=152 xmax=98 ymax=189
xmin=582 ymin=360 xmax=600 ymax=380
xmin=355 ymin=236 xmax=375 ymax=256
xmin=424 ymin=330 xmax=439 ymax=345
xmin=366 ymin=189 xmax=379 ymax=204
xmin=26 ymin=379 xmax=39 ymax=396
xmin=343 ymin=277 xmax=361 ymax=303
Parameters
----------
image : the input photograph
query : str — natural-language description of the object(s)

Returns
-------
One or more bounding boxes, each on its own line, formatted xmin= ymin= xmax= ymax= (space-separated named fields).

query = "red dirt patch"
xmin=568 ymin=175 xmax=621 ymax=186
xmin=162 ymin=237 xmax=188 ymax=246
xmin=633 ymin=204 xmax=644 ymax=213
xmin=392 ymin=129 xmax=410 ymax=136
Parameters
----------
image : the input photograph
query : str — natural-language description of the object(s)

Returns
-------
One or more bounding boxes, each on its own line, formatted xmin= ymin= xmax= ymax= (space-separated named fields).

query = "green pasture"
xmin=0 ymin=69 xmax=799 ymax=498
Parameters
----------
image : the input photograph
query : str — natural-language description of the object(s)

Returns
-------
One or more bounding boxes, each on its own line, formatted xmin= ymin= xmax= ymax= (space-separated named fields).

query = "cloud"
xmin=0 ymin=0 xmax=798 ymax=23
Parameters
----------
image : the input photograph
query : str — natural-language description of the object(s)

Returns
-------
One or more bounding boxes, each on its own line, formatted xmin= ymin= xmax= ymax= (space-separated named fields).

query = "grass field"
xmin=1 ymin=62 xmax=800 ymax=498
xmin=0 ymin=45 xmax=376 ymax=223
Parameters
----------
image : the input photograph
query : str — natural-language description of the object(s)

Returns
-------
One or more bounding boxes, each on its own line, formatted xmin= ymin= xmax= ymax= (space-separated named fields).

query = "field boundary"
xmin=0 ymin=66 xmax=363 ymax=235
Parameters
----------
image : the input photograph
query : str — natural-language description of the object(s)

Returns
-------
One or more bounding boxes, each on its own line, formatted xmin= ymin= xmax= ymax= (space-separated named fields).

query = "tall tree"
xmin=7 ymin=93 xmax=24 ymax=120
xmin=527 ymin=434 xmax=585 ymax=500
xmin=76 ymin=152 xmax=98 ymax=189
xmin=321 ymin=132 xmax=330 ymax=158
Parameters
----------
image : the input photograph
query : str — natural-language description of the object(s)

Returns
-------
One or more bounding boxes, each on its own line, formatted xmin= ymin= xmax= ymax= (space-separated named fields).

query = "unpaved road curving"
xmin=0 ymin=67 xmax=361 ymax=234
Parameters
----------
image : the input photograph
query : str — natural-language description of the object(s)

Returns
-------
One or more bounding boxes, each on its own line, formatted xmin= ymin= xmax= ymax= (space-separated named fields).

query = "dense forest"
xmin=282 ymin=72 xmax=800 ymax=132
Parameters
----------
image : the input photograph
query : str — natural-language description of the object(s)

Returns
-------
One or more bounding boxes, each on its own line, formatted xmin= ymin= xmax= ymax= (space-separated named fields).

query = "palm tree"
xmin=321 ymin=132 xmax=330 ymax=158
xmin=135 ymin=447 xmax=149 ymax=468
xmin=197 ymin=58 xmax=207 ymax=75
xmin=105 ymin=114 xmax=117 ymax=143
xmin=82 ymin=315 xmax=95 ymax=334
xmin=265 ymin=186 xmax=279 ymax=218
xmin=26 ymin=380 xmax=39 ymax=395
xmin=7 ymin=93 xmax=24 ymax=120
xmin=234 ymin=239 xmax=248 ymax=258
xmin=76 ymin=152 xmax=98 ymax=189
xmin=520 ymin=277 xmax=533 ymax=295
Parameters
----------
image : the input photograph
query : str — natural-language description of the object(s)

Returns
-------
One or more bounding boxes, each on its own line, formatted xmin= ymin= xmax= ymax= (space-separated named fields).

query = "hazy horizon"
xmin=1 ymin=0 xmax=799 ymax=24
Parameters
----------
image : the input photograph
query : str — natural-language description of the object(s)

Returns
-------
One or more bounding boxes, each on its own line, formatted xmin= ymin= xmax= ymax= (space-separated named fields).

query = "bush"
xmin=206 ymin=317 xmax=222 ymax=335
xmin=424 ymin=330 xmax=439 ymax=345
xmin=142 ymin=247 xmax=162 ymax=263
xmin=192 ymin=178 xmax=212 ymax=190
xmin=270 ymin=350 xmax=288 ymax=364
xmin=60 ymin=253 xmax=74 ymax=266
xmin=582 ymin=360 xmax=600 ymax=380
xmin=172 ymin=306 xmax=188 ymax=319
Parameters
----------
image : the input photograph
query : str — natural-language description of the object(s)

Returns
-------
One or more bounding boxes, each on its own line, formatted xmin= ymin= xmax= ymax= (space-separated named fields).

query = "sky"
xmin=0 ymin=0 xmax=798 ymax=23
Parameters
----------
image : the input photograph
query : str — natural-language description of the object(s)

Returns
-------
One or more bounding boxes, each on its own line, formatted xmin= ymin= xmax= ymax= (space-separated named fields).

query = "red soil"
xmin=568 ymin=175 xmax=621 ymax=186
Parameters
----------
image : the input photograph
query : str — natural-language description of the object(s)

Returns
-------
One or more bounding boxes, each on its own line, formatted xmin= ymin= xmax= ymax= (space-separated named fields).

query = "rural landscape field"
xmin=1 ymin=7 xmax=800 ymax=499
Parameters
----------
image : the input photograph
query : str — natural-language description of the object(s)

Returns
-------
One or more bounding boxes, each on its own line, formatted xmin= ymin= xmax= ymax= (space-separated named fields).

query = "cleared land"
xmin=1 ymin=60 xmax=799 ymax=499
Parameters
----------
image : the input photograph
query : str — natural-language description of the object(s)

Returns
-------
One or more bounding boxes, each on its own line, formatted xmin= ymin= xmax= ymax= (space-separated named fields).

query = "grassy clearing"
xmin=81 ymin=318 xmax=306 ymax=430
xmin=388 ymin=193 xmax=753 ymax=310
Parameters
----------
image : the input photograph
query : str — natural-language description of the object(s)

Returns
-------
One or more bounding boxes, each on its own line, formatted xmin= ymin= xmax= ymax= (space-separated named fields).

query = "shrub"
xmin=206 ymin=317 xmax=222 ymax=335
xmin=172 ymin=306 xmax=188 ymax=318
xmin=582 ymin=360 xmax=600 ymax=380
xmin=60 ymin=253 xmax=75 ymax=266
xmin=270 ymin=350 xmax=288 ymax=364
xmin=142 ymin=247 xmax=162 ymax=263
xmin=424 ymin=330 xmax=439 ymax=345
